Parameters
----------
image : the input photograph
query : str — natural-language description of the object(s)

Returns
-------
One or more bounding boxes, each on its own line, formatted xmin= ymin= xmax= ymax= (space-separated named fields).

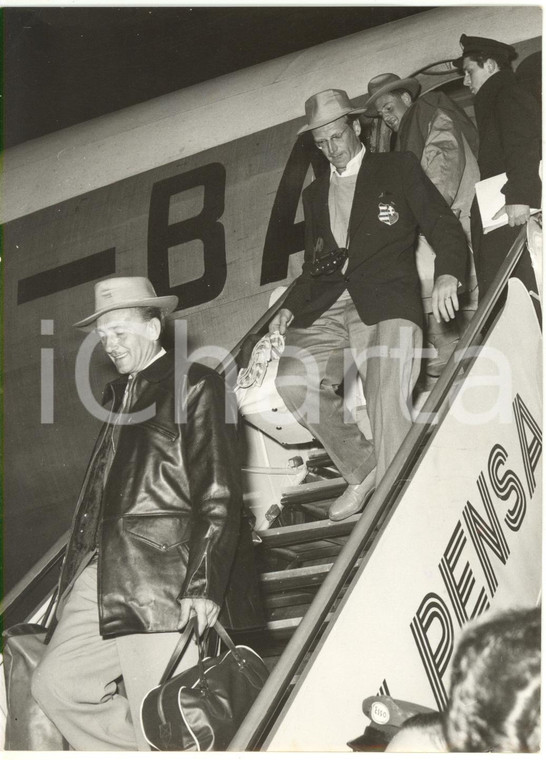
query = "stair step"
xmin=265 ymin=612 xmax=332 ymax=635
xmin=261 ymin=563 xmax=333 ymax=593
xmin=281 ymin=476 xmax=346 ymax=505
xmin=231 ymin=615 xmax=332 ymax=659
xmin=257 ymin=513 xmax=360 ymax=548
xmin=265 ymin=590 xmax=317 ymax=611
xmin=261 ymin=556 xmax=363 ymax=607
xmin=306 ymin=450 xmax=333 ymax=468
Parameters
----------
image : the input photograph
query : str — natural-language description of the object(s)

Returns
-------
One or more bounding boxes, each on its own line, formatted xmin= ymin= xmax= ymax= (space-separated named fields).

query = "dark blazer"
xmin=59 ymin=354 xmax=263 ymax=637
xmin=473 ymin=69 xmax=541 ymax=208
xmin=283 ymin=150 xmax=468 ymax=330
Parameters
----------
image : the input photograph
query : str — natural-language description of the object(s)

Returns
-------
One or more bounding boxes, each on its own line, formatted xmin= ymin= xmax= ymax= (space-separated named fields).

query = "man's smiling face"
xmin=96 ymin=308 xmax=159 ymax=375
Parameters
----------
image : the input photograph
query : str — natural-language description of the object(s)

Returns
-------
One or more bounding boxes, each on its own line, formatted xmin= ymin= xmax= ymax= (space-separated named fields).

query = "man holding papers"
xmin=453 ymin=34 xmax=541 ymax=306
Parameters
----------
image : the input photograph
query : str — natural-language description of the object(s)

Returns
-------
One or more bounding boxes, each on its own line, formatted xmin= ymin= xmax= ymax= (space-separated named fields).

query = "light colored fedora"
xmin=74 ymin=276 xmax=178 ymax=328
xmin=363 ymin=73 xmax=421 ymax=117
xmin=297 ymin=89 xmax=366 ymax=134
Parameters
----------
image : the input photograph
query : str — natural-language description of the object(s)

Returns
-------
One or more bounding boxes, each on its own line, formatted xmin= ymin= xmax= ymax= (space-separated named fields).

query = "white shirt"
xmin=140 ymin=347 xmax=166 ymax=373
xmin=124 ymin=347 xmax=166 ymax=391
xmin=328 ymin=144 xmax=366 ymax=288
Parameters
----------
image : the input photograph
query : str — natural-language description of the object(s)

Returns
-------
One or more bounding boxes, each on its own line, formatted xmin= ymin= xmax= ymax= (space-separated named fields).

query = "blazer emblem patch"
xmin=378 ymin=193 xmax=399 ymax=226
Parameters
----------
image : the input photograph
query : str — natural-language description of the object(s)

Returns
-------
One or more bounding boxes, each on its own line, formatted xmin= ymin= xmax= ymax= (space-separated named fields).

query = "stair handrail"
xmin=228 ymin=227 xmax=532 ymax=750
xmin=0 ymin=529 xmax=70 ymax=618
xmin=0 ymin=282 xmax=295 ymax=623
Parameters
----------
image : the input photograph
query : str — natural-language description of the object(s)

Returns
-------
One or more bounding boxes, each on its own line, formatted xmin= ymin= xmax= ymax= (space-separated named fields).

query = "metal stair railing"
xmin=1 ymin=529 xmax=70 ymax=629
xmin=228 ymin=227 xmax=532 ymax=750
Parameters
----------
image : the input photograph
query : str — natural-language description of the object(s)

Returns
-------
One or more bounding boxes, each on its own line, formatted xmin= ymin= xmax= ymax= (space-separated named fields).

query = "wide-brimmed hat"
xmin=297 ymin=89 xmax=366 ymax=134
xmin=452 ymin=34 xmax=518 ymax=69
xmin=74 ymin=276 xmax=178 ymax=329
xmin=363 ymin=73 xmax=421 ymax=117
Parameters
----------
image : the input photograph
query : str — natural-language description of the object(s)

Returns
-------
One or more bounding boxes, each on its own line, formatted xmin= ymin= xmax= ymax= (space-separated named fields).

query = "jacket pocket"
xmin=124 ymin=514 xmax=190 ymax=551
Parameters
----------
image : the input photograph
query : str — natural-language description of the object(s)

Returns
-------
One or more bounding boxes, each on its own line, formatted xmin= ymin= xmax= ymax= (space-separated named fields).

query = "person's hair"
xmin=402 ymin=710 xmax=443 ymax=730
xmin=465 ymin=51 xmax=512 ymax=71
xmin=342 ymin=114 xmax=360 ymax=127
xmin=444 ymin=606 xmax=541 ymax=752
xmin=131 ymin=306 xmax=165 ymax=335
xmin=387 ymin=710 xmax=447 ymax=752
xmin=388 ymin=87 xmax=414 ymax=101
xmin=133 ymin=305 xmax=163 ymax=322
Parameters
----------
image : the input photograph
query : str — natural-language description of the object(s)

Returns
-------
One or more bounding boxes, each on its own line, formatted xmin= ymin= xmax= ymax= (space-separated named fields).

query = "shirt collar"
xmin=128 ymin=347 xmax=166 ymax=380
xmin=330 ymin=143 xmax=366 ymax=178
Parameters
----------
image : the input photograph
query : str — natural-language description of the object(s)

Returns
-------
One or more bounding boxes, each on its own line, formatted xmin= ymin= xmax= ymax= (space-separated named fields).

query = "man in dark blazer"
xmin=31 ymin=277 xmax=262 ymax=750
xmin=270 ymin=89 xmax=468 ymax=520
xmin=454 ymin=34 xmax=541 ymax=303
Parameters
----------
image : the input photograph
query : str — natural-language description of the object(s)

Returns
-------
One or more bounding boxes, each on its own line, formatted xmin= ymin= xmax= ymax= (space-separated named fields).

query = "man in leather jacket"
xmin=31 ymin=276 xmax=263 ymax=751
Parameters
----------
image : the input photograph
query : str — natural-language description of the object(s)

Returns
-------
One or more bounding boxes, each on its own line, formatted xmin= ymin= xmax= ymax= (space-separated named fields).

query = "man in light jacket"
xmin=364 ymin=73 xmax=480 ymax=375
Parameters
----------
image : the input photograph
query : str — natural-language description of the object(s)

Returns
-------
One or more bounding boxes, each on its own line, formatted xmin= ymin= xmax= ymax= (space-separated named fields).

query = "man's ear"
xmin=147 ymin=317 xmax=162 ymax=342
xmin=351 ymin=118 xmax=362 ymax=138
xmin=401 ymin=92 xmax=413 ymax=108
xmin=485 ymin=58 xmax=500 ymax=76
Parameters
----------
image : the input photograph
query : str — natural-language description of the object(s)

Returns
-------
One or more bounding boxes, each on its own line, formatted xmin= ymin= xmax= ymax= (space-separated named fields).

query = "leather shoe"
xmin=328 ymin=468 xmax=377 ymax=522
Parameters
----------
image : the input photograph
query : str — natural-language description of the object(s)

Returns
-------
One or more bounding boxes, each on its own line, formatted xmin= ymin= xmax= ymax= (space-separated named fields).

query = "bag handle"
xmin=212 ymin=620 xmax=245 ymax=665
xmin=213 ymin=620 xmax=266 ymax=690
xmin=159 ymin=617 xmax=250 ymax=688
xmin=159 ymin=616 xmax=198 ymax=685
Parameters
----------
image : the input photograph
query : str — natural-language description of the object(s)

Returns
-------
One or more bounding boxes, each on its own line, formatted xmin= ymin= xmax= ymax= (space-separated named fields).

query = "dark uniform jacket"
xmin=58 ymin=353 xmax=263 ymax=637
xmin=283 ymin=150 xmax=468 ymax=330
xmin=473 ymin=68 xmax=541 ymax=207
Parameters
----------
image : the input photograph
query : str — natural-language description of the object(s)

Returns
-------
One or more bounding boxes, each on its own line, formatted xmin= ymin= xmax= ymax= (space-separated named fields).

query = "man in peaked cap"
xmin=454 ymin=34 xmax=541 ymax=306
xmin=364 ymin=73 xmax=480 ymax=378
xmin=31 ymin=276 xmax=263 ymax=750
xmin=269 ymin=89 xmax=468 ymax=521
xmin=348 ymin=694 xmax=443 ymax=751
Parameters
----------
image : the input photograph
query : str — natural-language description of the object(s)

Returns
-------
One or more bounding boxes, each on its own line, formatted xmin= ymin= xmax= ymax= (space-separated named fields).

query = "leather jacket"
xmin=59 ymin=353 xmax=263 ymax=637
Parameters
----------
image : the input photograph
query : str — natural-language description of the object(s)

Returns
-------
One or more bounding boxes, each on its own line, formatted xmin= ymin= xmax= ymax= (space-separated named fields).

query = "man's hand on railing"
xmin=269 ymin=308 xmax=294 ymax=335
xmin=493 ymin=203 xmax=531 ymax=227
xmin=431 ymin=274 xmax=460 ymax=324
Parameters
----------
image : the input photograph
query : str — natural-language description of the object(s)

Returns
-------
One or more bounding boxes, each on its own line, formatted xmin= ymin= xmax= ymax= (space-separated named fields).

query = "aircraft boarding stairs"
xmin=1 ymin=228 xmax=537 ymax=750
xmin=235 ymin=449 xmax=371 ymax=673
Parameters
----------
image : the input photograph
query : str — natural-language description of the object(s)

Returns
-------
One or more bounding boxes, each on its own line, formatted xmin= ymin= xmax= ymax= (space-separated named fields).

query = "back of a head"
xmin=386 ymin=712 xmax=447 ymax=752
xmin=445 ymin=606 xmax=541 ymax=752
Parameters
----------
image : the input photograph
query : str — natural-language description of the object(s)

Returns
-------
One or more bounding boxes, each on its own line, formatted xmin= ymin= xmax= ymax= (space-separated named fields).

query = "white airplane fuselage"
xmin=2 ymin=4 xmax=541 ymax=594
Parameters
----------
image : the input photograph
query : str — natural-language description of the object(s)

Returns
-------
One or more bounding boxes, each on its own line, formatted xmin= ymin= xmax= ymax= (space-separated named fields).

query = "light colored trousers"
xmin=31 ymin=561 xmax=197 ymax=751
xmin=276 ymin=296 xmax=422 ymax=484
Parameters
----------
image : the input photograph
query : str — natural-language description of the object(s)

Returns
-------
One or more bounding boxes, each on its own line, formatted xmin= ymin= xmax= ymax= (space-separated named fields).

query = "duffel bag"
xmin=141 ymin=617 xmax=268 ymax=751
